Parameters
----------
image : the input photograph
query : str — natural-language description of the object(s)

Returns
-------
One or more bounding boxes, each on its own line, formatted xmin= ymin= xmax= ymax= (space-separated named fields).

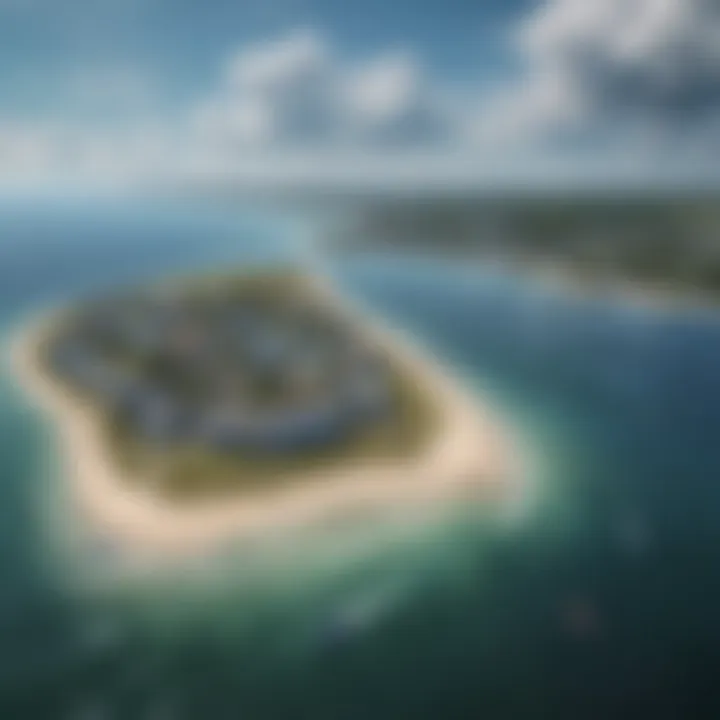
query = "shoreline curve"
xmin=8 ymin=274 xmax=521 ymax=559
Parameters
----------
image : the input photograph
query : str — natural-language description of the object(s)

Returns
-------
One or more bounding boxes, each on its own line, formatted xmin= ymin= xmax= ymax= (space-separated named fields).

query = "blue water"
xmin=1 ymin=200 xmax=720 ymax=718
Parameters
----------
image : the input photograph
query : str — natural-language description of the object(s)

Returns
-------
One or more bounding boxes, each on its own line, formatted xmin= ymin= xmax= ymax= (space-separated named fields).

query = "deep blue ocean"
xmin=2 ymin=199 xmax=720 ymax=719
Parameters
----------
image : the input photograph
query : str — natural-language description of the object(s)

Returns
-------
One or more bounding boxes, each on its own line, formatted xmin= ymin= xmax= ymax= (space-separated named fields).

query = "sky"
xmin=2 ymin=0 xmax=720 ymax=192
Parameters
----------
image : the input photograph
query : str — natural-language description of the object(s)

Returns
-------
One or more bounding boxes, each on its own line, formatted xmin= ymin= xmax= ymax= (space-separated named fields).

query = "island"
xmin=11 ymin=269 xmax=513 ymax=556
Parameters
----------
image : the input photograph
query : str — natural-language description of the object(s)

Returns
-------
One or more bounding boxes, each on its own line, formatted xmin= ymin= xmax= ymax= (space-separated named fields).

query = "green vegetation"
xmin=40 ymin=270 xmax=440 ymax=502
xmin=336 ymin=195 xmax=720 ymax=296
xmin=105 ymin=361 xmax=437 ymax=502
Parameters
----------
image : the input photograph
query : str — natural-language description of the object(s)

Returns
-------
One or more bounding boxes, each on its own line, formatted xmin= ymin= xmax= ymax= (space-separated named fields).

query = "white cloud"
xmin=343 ymin=51 xmax=452 ymax=146
xmin=0 ymin=122 xmax=65 ymax=181
xmin=193 ymin=28 xmax=456 ymax=152
xmin=345 ymin=53 xmax=420 ymax=124
xmin=0 ymin=119 xmax=187 ymax=191
xmin=6 ymin=10 xmax=720 ymax=193
xmin=189 ymin=10 xmax=720 ymax=182
xmin=194 ymin=29 xmax=340 ymax=148
xmin=226 ymin=28 xmax=330 ymax=94
xmin=482 ymin=0 xmax=720 ymax=151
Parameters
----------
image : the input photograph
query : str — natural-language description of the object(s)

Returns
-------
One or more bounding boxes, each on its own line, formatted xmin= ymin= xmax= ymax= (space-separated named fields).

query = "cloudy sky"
xmin=2 ymin=0 xmax=720 ymax=191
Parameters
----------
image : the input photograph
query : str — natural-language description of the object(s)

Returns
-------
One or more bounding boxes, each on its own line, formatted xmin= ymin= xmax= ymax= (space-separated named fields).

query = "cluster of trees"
xmin=337 ymin=195 xmax=720 ymax=293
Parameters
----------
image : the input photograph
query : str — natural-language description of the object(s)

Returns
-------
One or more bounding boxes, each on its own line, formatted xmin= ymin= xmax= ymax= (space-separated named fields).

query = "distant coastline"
xmin=335 ymin=195 xmax=720 ymax=313
xmin=334 ymin=246 xmax=720 ymax=315
xmin=9 ymin=271 xmax=517 ymax=559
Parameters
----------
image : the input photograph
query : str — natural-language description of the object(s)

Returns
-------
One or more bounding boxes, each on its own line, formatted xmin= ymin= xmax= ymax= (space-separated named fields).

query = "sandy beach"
xmin=8 ymin=279 xmax=519 ymax=559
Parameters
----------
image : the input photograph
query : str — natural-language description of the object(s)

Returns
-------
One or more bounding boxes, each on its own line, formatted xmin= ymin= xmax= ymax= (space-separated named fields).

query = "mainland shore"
xmin=9 ymin=277 xmax=519 ymax=559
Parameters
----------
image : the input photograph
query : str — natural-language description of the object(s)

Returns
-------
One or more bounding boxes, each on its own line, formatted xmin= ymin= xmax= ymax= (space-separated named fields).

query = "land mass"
xmin=11 ymin=269 xmax=514 ymax=556
xmin=331 ymin=194 xmax=720 ymax=302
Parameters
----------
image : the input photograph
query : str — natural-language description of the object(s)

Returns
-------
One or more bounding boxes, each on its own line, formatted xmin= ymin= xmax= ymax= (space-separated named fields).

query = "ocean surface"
xmin=1 ymin=199 xmax=720 ymax=719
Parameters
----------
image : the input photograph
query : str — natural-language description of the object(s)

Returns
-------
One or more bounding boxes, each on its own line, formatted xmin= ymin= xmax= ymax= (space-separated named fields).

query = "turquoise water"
xmin=1 ymin=200 xmax=719 ymax=718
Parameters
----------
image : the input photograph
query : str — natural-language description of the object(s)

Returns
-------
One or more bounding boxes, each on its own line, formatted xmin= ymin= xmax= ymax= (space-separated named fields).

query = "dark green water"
xmin=1 ymin=200 xmax=720 ymax=719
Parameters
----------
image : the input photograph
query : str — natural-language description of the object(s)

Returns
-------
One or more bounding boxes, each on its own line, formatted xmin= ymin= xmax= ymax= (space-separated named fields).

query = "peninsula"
xmin=11 ymin=269 xmax=513 ymax=555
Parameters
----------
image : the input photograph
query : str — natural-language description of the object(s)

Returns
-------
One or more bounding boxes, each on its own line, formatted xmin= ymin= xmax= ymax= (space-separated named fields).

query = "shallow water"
xmin=1 ymin=200 xmax=720 ymax=718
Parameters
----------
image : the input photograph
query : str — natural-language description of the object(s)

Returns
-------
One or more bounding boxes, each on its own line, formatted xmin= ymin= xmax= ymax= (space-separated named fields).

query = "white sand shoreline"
xmin=8 ymin=277 xmax=520 ymax=559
